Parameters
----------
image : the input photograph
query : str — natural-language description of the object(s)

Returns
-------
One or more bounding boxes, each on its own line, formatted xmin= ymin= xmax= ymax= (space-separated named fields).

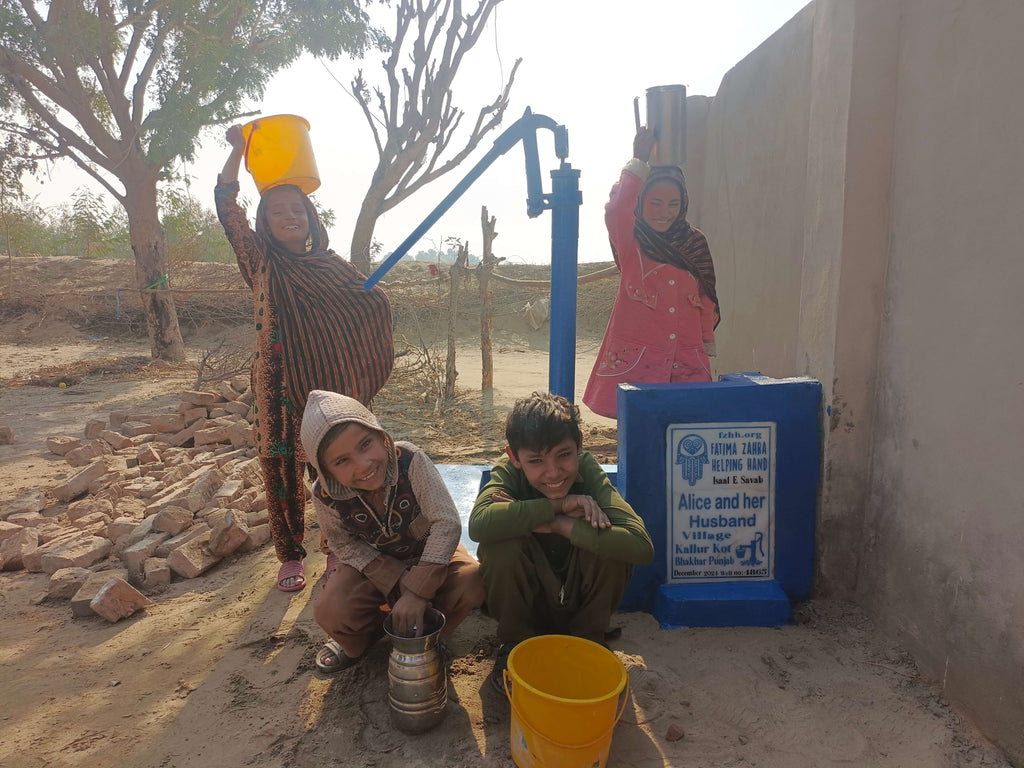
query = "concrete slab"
xmin=435 ymin=464 xmax=489 ymax=559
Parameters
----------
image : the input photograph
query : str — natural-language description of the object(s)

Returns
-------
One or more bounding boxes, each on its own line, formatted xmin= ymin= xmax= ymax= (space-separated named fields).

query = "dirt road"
xmin=0 ymin=340 xmax=1014 ymax=767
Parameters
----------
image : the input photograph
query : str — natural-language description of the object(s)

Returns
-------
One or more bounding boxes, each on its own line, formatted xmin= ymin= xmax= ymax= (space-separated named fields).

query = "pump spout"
xmin=363 ymin=108 xmax=565 ymax=290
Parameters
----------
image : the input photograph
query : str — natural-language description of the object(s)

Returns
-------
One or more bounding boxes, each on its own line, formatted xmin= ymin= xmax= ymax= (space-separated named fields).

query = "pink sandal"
xmin=277 ymin=559 xmax=306 ymax=592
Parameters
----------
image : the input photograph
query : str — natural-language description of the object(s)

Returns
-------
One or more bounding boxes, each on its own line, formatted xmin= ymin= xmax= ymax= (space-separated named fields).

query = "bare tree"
xmin=349 ymin=0 xmax=521 ymax=275
xmin=0 ymin=0 xmax=382 ymax=361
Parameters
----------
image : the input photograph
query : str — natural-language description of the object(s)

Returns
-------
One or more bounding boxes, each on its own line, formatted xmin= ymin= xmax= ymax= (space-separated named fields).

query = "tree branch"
xmin=356 ymin=0 xmax=517 ymax=271
xmin=352 ymin=71 xmax=385 ymax=155
xmin=0 ymin=49 xmax=120 ymax=172
xmin=131 ymin=15 xmax=169 ymax=126
xmin=382 ymin=56 xmax=520 ymax=211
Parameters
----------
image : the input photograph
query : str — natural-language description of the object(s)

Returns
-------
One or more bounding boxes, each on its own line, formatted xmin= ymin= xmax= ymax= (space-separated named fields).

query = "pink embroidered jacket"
xmin=583 ymin=166 xmax=716 ymax=419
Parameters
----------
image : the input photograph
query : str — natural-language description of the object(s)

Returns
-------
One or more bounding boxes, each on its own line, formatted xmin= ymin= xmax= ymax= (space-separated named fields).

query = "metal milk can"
xmin=383 ymin=607 xmax=448 ymax=734
xmin=645 ymin=84 xmax=688 ymax=167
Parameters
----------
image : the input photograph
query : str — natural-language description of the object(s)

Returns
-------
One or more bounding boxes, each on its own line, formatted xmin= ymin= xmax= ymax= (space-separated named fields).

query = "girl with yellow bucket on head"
xmin=215 ymin=118 xmax=394 ymax=595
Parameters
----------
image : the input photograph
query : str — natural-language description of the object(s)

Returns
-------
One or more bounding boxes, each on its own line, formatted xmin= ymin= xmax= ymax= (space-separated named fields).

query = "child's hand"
xmin=391 ymin=593 xmax=428 ymax=638
xmin=490 ymin=490 xmax=515 ymax=504
xmin=226 ymin=124 xmax=245 ymax=151
xmin=633 ymin=126 xmax=655 ymax=163
xmin=560 ymin=494 xmax=611 ymax=529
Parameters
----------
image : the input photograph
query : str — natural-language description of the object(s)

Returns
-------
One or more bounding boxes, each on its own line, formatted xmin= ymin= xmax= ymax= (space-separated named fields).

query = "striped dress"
xmin=215 ymin=179 xmax=394 ymax=562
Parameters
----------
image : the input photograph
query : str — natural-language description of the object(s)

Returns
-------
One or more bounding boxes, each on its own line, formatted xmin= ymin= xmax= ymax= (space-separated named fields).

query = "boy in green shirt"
xmin=469 ymin=391 xmax=654 ymax=691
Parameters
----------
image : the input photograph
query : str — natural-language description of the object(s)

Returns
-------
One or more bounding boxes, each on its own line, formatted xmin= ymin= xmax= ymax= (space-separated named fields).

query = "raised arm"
xmin=606 ymin=127 xmax=654 ymax=244
xmin=219 ymin=124 xmax=245 ymax=185
xmin=214 ymin=124 xmax=259 ymax=287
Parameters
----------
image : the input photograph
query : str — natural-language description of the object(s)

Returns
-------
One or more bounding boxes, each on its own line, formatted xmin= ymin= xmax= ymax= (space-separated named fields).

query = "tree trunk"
xmin=123 ymin=179 xmax=185 ymax=362
xmin=350 ymin=187 xmax=389 ymax=276
xmin=2 ymin=204 xmax=12 ymax=295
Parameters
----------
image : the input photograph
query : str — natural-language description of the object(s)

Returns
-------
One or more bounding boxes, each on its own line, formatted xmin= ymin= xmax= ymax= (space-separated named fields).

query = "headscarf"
xmin=254 ymin=185 xmax=394 ymax=410
xmin=622 ymin=166 xmax=721 ymax=328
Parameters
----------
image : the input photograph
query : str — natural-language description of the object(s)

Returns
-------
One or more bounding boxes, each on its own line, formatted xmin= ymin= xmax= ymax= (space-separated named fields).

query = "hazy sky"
xmin=26 ymin=0 xmax=809 ymax=266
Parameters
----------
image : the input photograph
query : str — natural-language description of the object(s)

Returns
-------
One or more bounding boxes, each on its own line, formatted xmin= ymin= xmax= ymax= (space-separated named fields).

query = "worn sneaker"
xmin=489 ymin=643 xmax=512 ymax=694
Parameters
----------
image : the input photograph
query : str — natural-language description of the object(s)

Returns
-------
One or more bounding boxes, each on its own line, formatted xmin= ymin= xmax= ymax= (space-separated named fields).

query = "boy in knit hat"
xmin=300 ymin=390 xmax=484 ymax=673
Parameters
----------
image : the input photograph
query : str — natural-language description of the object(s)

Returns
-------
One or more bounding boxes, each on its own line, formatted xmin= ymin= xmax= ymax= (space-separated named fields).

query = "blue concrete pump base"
xmin=655 ymin=580 xmax=792 ymax=629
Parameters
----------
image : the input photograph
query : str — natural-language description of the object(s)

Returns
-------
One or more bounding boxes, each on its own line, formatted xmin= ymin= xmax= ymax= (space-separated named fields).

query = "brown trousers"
xmin=477 ymin=535 xmax=633 ymax=645
xmin=314 ymin=544 xmax=484 ymax=658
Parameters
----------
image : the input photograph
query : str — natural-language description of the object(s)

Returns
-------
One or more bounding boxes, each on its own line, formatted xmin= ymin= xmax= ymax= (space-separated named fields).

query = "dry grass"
xmin=3 ymin=356 xmax=188 ymax=389
xmin=0 ymin=255 xmax=620 ymax=462
xmin=372 ymin=352 xmax=511 ymax=464
xmin=372 ymin=353 xmax=618 ymax=465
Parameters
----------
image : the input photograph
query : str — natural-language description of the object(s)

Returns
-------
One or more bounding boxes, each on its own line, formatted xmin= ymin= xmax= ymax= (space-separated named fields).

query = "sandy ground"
xmin=0 ymin=332 xmax=1015 ymax=768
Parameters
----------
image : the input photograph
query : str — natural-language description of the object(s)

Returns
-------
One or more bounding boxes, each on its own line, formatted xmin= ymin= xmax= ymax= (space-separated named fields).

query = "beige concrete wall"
xmin=813 ymin=0 xmax=900 ymax=597
xmin=690 ymin=0 xmax=1024 ymax=760
xmin=679 ymin=95 xmax=711 ymax=232
xmin=697 ymin=5 xmax=814 ymax=380
xmin=857 ymin=1 xmax=1024 ymax=761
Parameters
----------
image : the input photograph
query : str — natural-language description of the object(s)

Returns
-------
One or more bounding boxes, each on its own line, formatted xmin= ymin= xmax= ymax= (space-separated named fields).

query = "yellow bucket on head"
xmin=241 ymin=114 xmax=321 ymax=195
xmin=503 ymin=635 xmax=629 ymax=768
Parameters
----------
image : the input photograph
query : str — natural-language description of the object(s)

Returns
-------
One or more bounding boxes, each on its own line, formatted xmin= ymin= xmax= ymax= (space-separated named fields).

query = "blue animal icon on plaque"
xmin=675 ymin=433 xmax=709 ymax=486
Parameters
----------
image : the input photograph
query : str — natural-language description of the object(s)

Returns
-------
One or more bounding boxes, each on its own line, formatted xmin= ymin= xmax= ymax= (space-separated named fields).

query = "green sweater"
xmin=468 ymin=452 xmax=654 ymax=567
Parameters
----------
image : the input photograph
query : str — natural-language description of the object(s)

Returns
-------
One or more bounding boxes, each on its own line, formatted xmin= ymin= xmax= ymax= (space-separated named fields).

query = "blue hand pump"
xmin=363 ymin=108 xmax=582 ymax=401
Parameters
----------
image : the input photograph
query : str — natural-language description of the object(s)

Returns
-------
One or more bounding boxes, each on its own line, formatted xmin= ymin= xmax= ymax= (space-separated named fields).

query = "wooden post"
xmin=444 ymin=241 xmax=469 ymax=403
xmin=479 ymin=206 xmax=500 ymax=393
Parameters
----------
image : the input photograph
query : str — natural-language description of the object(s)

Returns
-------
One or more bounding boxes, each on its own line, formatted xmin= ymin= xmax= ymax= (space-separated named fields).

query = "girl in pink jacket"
xmin=583 ymin=127 xmax=721 ymax=419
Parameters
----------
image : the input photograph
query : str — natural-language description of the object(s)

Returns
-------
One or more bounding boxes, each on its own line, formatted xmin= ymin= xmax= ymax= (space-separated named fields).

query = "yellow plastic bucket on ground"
xmin=241 ymin=114 xmax=320 ymax=195
xmin=503 ymin=635 xmax=629 ymax=768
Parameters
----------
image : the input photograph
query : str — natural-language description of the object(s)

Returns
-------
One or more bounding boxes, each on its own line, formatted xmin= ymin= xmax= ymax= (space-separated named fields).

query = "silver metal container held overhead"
xmin=646 ymin=84 xmax=687 ymax=167
xmin=383 ymin=607 xmax=448 ymax=734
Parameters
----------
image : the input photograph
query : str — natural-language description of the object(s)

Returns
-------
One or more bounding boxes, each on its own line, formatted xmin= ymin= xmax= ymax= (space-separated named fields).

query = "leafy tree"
xmin=0 ymin=131 xmax=36 ymax=287
xmin=349 ymin=0 xmax=521 ymax=275
xmin=0 ymin=199 xmax=49 ymax=256
xmin=312 ymin=197 xmax=337 ymax=232
xmin=61 ymin=189 xmax=130 ymax=258
xmin=160 ymin=187 xmax=235 ymax=264
xmin=0 ymin=0 xmax=384 ymax=360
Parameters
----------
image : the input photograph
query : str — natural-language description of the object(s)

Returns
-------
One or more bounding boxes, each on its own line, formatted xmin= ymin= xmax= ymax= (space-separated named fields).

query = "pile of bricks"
xmin=0 ymin=375 xmax=273 ymax=623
